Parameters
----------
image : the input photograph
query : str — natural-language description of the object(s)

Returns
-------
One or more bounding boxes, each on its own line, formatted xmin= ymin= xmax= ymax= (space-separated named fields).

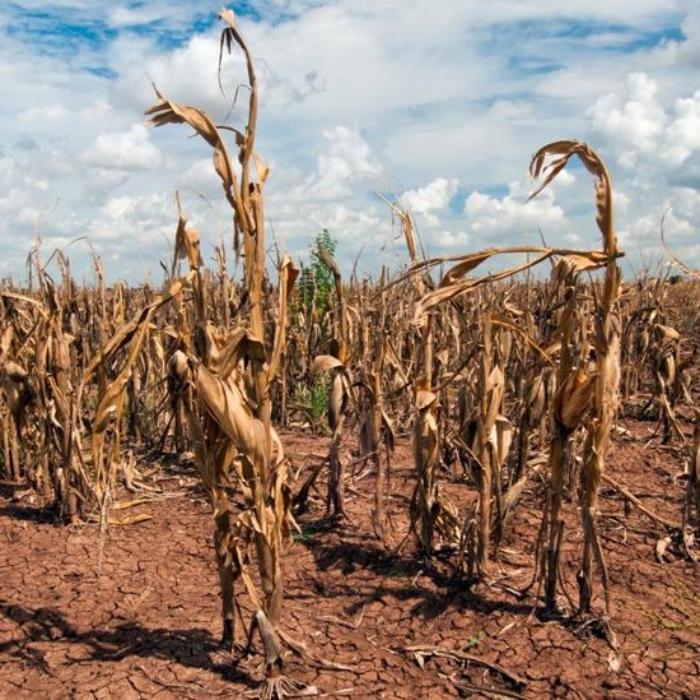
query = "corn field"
xmin=1 ymin=11 xmax=699 ymax=700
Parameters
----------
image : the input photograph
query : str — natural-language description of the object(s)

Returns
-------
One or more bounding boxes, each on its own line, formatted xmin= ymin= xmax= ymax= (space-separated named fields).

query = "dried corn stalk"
xmin=530 ymin=141 xmax=622 ymax=633
xmin=653 ymin=323 xmax=682 ymax=444
xmin=689 ymin=419 xmax=700 ymax=533
xmin=147 ymin=11 xmax=304 ymax=696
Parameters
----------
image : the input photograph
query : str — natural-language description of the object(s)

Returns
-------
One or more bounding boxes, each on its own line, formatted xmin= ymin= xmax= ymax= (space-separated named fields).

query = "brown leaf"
xmin=312 ymin=355 xmax=344 ymax=372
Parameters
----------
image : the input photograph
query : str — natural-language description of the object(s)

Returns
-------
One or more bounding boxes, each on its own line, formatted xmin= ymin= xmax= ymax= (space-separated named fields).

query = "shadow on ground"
xmin=0 ymin=599 xmax=256 ymax=688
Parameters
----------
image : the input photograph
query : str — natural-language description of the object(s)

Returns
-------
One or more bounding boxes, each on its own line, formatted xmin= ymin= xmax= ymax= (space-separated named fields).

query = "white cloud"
xmin=436 ymin=229 xmax=469 ymax=248
xmin=580 ymin=67 xmax=700 ymax=268
xmin=0 ymin=2 xmax=699 ymax=279
xmin=311 ymin=126 xmax=382 ymax=199
xmin=262 ymin=126 xmax=394 ymax=272
xmin=81 ymin=123 xmax=162 ymax=171
xmin=665 ymin=92 xmax=700 ymax=165
xmin=588 ymin=72 xmax=700 ymax=169
xmin=399 ymin=178 xmax=458 ymax=225
xmin=463 ymin=182 xmax=566 ymax=242
xmin=588 ymin=73 xmax=665 ymax=167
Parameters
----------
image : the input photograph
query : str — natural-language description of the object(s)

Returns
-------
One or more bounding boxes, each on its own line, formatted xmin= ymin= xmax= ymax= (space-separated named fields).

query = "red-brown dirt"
xmin=1 ymin=419 xmax=698 ymax=699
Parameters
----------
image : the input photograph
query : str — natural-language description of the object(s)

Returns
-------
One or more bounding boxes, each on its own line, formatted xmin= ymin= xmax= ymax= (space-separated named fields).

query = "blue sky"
xmin=0 ymin=1 xmax=698 ymax=282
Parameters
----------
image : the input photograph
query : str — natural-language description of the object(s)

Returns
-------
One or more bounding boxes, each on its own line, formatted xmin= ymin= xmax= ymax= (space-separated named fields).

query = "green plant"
xmin=466 ymin=631 xmax=485 ymax=649
xmin=299 ymin=229 xmax=337 ymax=316
xmin=293 ymin=374 xmax=331 ymax=434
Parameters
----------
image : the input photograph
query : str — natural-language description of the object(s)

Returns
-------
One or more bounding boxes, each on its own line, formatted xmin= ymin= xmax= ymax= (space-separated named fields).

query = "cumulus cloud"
xmin=665 ymin=92 xmax=700 ymax=165
xmin=0 ymin=2 xmax=699 ymax=279
xmin=580 ymin=68 xmax=700 ymax=268
xmin=588 ymin=73 xmax=664 ymax=167
xmin=263 ymin=125 xmax=394 ymax=271
xmin=588 ymin=73 xmax=700 ymax=169
xmin=399 ymin=178 xmax=458 ymax=225
xmin=462 ymin=183 xmax=566 ymax=243
xmin=81 ymin=124 xmax=162 ymax=171
xmin=310 ymin=126 xmax=382 ymax=199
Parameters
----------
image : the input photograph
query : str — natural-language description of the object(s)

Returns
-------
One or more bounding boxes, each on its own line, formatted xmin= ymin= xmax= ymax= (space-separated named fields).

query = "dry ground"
xmin=1 ymin=419 xmax=698 ymax=698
